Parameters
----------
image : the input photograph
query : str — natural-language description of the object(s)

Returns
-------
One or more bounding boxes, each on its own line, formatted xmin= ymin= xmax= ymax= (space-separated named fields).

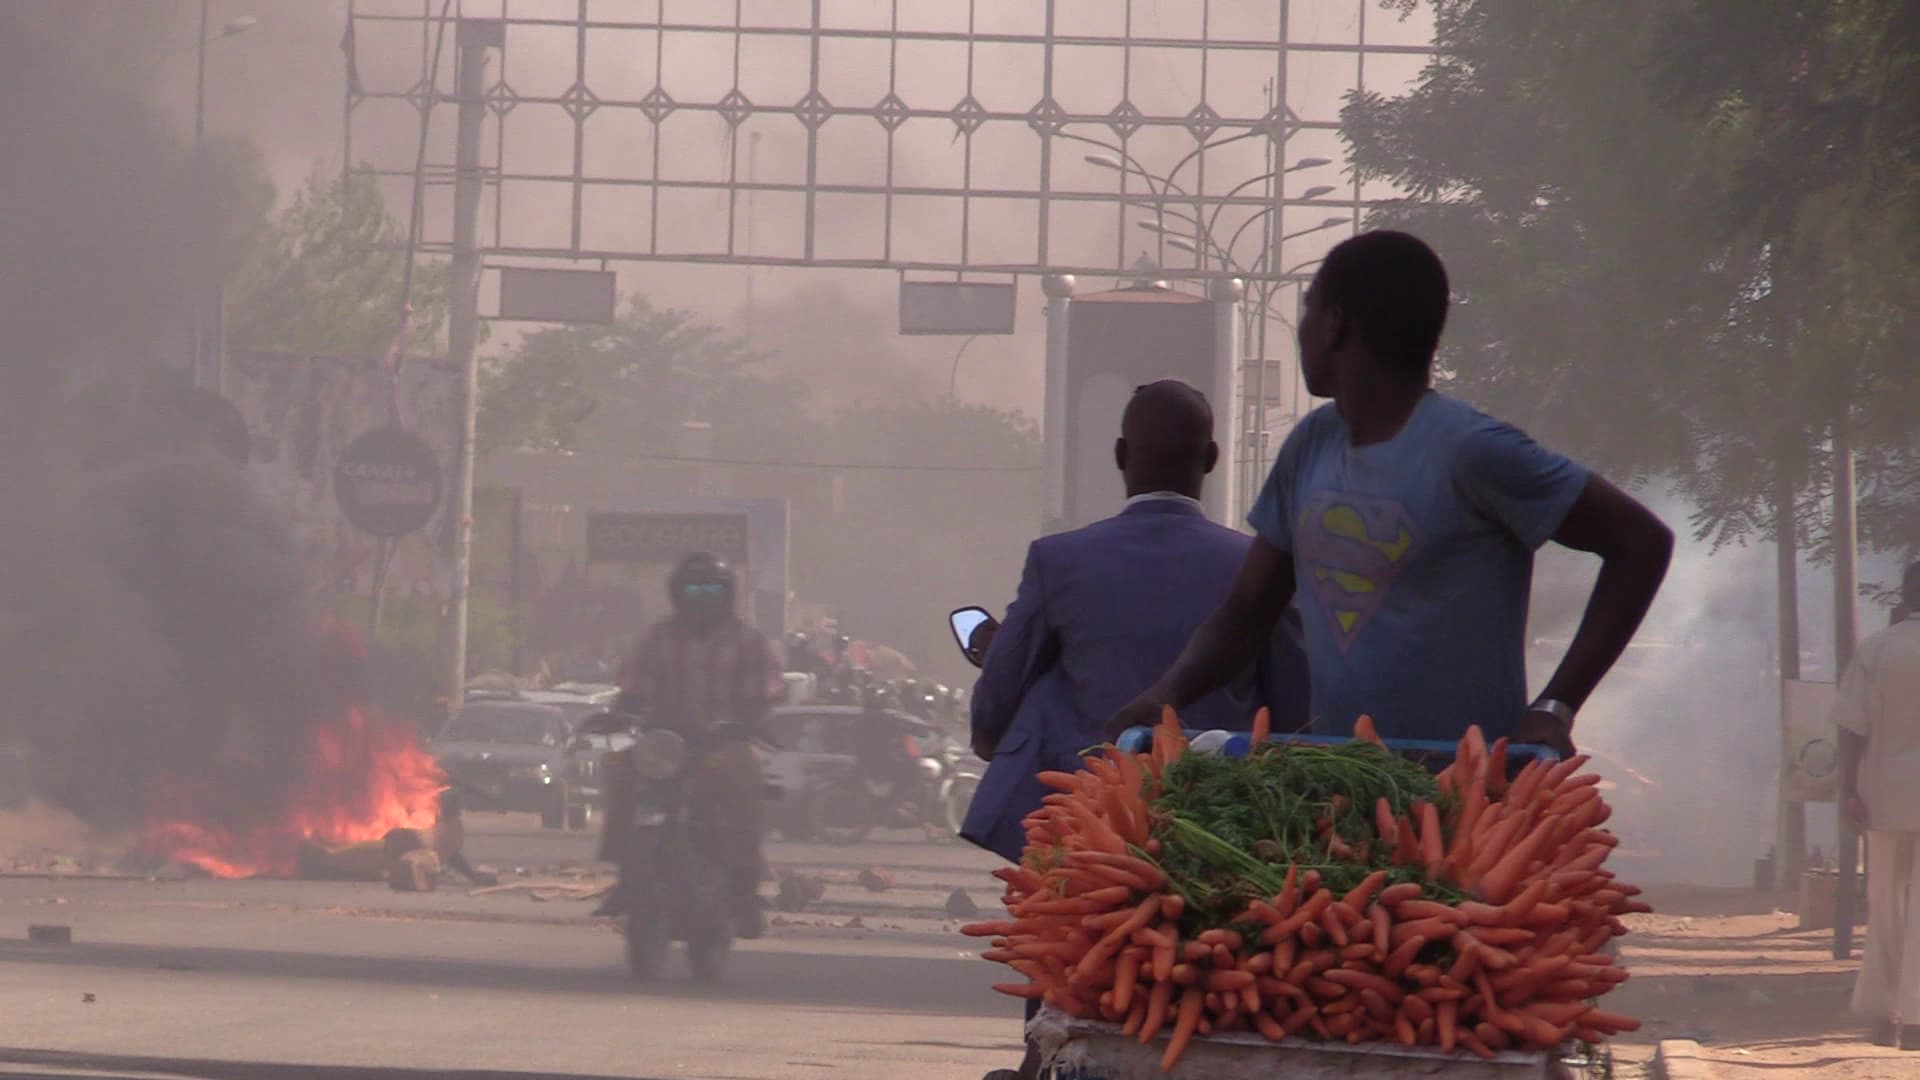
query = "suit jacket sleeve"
xmin=970 ymin=542 xmax=1054 ymax=752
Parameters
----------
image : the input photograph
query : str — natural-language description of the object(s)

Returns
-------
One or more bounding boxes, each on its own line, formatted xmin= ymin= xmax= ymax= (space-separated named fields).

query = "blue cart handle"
xmin=1113 ymin=726 xmax=1560 ymax=771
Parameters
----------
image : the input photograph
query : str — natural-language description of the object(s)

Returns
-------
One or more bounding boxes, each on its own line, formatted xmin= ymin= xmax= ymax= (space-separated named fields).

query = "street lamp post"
xmin=191 ymin=3 xmax=256 ymax=391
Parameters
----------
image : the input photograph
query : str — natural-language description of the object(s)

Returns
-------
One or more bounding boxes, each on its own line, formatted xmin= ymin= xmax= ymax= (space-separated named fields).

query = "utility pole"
xmin=1772 ymin=462 xmax=1804 ymax=892
xmin=192 ymin=0 xmax=211 ymax=390
xmin=1830 ymin=417 xmax=1861 ymax=960
xmin=441 ymin=18 xmax=500 ymax=712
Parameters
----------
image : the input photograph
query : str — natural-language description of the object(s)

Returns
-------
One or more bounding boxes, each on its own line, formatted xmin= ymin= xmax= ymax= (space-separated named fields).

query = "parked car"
xmin=431 ymin=689 xmax=611 ymax=830
xmin=759 ymin=705 xmax=980 ymax=841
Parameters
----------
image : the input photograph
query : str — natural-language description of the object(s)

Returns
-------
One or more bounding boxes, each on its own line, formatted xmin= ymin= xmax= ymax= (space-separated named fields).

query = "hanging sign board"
xmin=496 ymin=267 xmax=619 ymax=324
xmin=586 ymin=512 xmax=750 ymax=566
xmin=334 ymin=428 xmax=443 ymax=538
xmin=899 ymin=281 xmax=1017 ymax=335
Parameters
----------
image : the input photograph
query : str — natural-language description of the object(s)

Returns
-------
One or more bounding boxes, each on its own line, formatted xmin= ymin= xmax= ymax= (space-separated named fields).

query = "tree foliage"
xmin=1346 ymin=0 xmax=1920 ymax=556
xmin=226 ymin=168 xmax=449 ymax=357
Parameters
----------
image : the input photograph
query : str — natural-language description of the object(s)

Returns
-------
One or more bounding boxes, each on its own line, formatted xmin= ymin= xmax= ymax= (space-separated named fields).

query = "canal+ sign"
xmin=333 ymin=428 xmax=444 ymax=538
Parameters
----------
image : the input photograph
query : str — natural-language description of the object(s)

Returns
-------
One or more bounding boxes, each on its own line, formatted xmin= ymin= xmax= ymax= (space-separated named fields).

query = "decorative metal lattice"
xmin=343 ymin=0 xmax=1430 ymax=283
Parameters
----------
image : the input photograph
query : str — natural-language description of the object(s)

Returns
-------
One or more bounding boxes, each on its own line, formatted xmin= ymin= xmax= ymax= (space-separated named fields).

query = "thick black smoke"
xmin=0 ymin=5 xmax=329 ymax=829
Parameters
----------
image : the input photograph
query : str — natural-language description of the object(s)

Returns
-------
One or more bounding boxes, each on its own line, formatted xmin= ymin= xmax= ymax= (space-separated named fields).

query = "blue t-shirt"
xmin=1246 ymin=393 xmax=1589 ymax=742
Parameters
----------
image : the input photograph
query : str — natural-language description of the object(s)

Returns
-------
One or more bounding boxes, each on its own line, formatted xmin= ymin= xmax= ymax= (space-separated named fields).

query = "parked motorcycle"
xmin=578 ymin=710 xmax=746 ymax=982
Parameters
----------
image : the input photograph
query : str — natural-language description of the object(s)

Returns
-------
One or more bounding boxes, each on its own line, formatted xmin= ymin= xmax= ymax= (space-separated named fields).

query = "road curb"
xmin=1651 ymin=1040 xmax=1718 ymax=1080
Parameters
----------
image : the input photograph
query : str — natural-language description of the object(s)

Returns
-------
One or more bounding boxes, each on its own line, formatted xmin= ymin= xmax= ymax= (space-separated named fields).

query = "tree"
xmin=1344 ymin=1 xmax=1920 ymax=554
xmin=226 ymin=168 xmax=449 ymax=357
xmin=479 ymin=294 xmax=820 ymax=460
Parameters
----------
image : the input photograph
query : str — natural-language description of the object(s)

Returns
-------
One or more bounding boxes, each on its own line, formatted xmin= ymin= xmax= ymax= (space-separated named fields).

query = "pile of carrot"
xmin=961 ymin=709 xmax=1650 ymax=1071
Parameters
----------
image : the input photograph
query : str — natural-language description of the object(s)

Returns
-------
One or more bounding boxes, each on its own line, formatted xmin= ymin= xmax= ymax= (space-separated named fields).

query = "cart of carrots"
xmin=961 ymin=709 xmax=1649 ymax=1074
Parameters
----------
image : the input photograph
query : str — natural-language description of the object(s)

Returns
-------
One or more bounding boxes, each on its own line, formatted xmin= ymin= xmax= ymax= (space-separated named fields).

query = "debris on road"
xmin=774 ymin=871 xmax=827 ymax=912
xmin=387 ymin=849 xmax=440 ymax=892
xmin=27 ymin=923 xmax=71 ymax=944
xmin=467 ymin=880 xmax=609 ymax=902
xmin=943 ymin=888 xmax=979 ymax=918
xmin=856 ymin=866 xmax=895 ymax=892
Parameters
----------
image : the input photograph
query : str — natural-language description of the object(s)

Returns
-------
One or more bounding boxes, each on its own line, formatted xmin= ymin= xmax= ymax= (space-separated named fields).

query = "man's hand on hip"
xmin=1514 ymin=707 xmax=1577 ymax=759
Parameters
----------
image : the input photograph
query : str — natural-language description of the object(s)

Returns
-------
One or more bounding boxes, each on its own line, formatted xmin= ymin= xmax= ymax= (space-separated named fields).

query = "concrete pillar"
xmin=1207 ymin=277 xmax=1245 ymax=527
xmin=1041 ymin=274 xmax=1075 ymax=535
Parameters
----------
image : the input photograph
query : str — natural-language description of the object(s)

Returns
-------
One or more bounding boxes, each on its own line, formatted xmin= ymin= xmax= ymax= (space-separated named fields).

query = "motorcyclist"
xmin=852 ymin=687 xmax=924 ymax=822
xmin=596 ymin=552 xmax=779 ymax=936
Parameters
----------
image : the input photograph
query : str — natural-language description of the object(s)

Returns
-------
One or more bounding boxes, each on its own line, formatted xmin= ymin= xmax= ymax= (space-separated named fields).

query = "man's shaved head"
xmin=1116 ymin=379 xmax=1218 ymax=500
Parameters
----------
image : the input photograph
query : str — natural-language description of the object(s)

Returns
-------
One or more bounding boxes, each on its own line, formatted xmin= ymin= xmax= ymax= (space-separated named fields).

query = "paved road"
xmin=0 ymin=818 xmax=1015 ymax=1080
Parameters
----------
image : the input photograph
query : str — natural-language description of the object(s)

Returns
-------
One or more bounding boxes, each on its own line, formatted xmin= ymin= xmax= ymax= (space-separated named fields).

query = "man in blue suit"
xmin=961 ymin=380 xmax=1309 ymax=863
xmin=961 ymin=380 xmax=1307 ymax=1080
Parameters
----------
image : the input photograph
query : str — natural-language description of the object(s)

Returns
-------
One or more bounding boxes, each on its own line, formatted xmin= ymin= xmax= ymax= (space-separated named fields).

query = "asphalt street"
xmin=0 ymin=817 xmax=1016 ymax=1080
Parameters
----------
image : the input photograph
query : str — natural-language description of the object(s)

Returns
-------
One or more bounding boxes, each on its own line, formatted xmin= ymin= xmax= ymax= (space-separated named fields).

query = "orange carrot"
xmin=1378 ymin=882 xmax=1424 ymax=907
xmin=1207 ymin=969 xmax=1256 ymax=992
xmin=1137 ymin=979 xmax=1175 ymax=1044
xmin=1385 ymin=934 xmax=1428 ymax=978
xmin=1161 ymin=987 xmax=1204 ymax=1071
xmin=1486 ymin=737 xmax=1510 ymax=798
xmin=1262 ymin=889 xmax=1334 ymax=943
xmin=1375 ymin=797 xmax=1402 ymax=849
xmin=1364 ymin=903 xmax=1389 ymax=955
xmin=1325 ymin=968 xmax=1405 ymax=1001
xmin=1436 ymin=1000 xmax=1460 ymax=1052
xmin=1420 ymin=801 xmax=1446 ymax=877
xmin=1342 ymin=869 xmax=1393 ymax=912
xmin=1113 ymin=950 xmax=1140 ymax=1014
xmin=1354 ymin=714 xmax=1385 ymax=747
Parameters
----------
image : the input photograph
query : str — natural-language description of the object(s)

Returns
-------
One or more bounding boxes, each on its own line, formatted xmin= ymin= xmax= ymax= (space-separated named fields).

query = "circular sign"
xmin=334 ymin=428 xmax=443 ymax=538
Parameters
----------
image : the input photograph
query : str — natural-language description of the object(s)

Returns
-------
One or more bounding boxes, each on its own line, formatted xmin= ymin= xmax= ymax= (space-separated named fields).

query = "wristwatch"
xmin=1529 ymin=698 xmax=1576 ymax=727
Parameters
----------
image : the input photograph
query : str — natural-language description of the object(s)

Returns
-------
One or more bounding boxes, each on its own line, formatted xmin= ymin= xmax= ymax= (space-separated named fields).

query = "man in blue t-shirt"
xmin=1110 ymin=231 xmax=1673 ymax=754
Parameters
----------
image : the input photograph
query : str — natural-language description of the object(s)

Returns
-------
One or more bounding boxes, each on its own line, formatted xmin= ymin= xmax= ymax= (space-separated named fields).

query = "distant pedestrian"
xmin=1836 ymin=561 xmax=1920 ymax=1050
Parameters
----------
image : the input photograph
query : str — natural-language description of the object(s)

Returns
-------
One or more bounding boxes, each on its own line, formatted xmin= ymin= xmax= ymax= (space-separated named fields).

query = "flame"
xmin=142 ymin=702 xmax=445 ymax=879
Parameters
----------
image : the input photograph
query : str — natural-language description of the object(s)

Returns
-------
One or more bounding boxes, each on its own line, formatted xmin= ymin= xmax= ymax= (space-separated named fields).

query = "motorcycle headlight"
xmin=507 ymin=763 xmax=550 ymax=781
xmin=631 ymin=729 xmax=688 ymax=782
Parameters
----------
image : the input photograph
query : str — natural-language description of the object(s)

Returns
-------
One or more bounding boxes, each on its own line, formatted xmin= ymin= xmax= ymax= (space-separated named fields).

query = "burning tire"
xmin=625 ymin=909 xmax=669 ymax=981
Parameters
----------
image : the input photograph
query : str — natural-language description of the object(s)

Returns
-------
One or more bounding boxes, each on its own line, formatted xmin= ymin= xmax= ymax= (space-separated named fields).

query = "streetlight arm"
xmin=1060 ymin=132 xmax=1187 ymax=200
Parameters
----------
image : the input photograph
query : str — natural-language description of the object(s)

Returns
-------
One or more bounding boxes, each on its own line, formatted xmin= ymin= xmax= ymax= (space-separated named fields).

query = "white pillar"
xmin=1041 ymin=274 xmax=1075 ymax=535
xmin=1207 ymin=277 xmax=1245 ymax=527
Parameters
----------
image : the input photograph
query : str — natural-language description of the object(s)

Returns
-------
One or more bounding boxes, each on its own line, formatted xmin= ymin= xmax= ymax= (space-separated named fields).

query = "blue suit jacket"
xmin=960 ymin=499 xmax=1310 ymax=861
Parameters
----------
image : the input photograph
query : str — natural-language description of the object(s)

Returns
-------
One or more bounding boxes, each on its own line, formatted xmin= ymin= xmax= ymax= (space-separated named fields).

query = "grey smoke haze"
xmin=1531 ymin=491 xmax=1902 ymax=886
xmin=0 ymin=4 xmax=348 ymax=829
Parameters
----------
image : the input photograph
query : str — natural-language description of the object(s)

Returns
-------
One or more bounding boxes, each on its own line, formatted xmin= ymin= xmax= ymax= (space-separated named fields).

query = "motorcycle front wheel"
xmin=943 ymin=776 xmax=979 ymax=837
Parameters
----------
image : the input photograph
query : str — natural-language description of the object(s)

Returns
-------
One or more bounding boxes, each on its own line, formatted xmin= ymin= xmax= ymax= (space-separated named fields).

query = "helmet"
xmin=668 ymin=552 xmax=736 ymax=630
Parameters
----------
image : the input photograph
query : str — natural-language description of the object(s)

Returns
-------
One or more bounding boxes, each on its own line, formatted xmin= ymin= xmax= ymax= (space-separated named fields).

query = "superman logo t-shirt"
xmin=1246 ymin=392 xmax=1588 ymax=741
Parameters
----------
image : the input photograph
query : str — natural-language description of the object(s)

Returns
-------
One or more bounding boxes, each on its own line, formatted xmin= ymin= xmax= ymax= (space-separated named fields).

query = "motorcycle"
xmin=577 ymin=710 xmax=751 ymax=982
